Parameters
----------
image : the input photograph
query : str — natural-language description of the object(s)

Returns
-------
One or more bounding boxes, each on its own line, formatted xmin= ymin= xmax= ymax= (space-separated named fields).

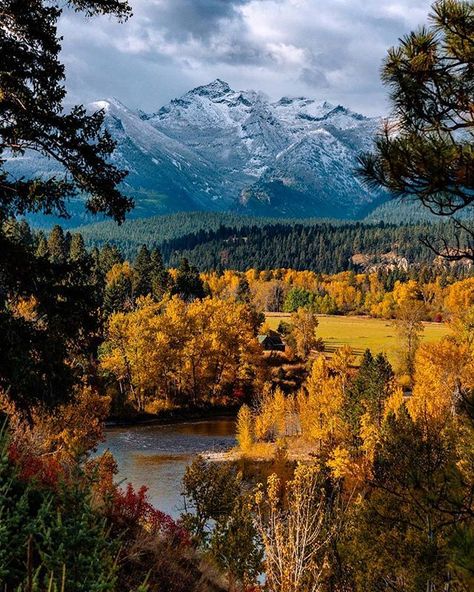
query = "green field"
xmin=266 ymin=314 xmax=450 ymax=366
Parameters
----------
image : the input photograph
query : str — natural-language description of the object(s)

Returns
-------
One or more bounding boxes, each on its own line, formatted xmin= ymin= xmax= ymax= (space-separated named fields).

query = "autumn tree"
xmin=394 ymin=299 xmax=426 ymax=379
xmin=236 ymin=404 xmax=254 ymax=453
xmin=297 ymin=350 xmax=353 ymax=451
xmin=255 ymin=464 xmax=339 ymax=592
xmin=409 ymin=338 xmax=474 ymax=425
xmin=100 ymin=296 xmax=264 ymax=410
xmin=289 ymin=307 xmax=320 ymax=359
xmin=100 ymin=298 xmax=162 ymax=412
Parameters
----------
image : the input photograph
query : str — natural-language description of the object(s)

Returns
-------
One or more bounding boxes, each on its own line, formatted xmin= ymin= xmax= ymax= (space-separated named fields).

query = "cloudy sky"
xmin=60 ymin=0 xmax=433 ymax=116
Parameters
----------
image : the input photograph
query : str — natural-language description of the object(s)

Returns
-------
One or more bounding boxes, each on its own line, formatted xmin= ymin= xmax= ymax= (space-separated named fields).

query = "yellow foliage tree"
xmin=3 ymin=385 xmax=110 ymax=461
xmin=100 ymin=296 xmax=264 ymax=411
xmin=236 ymin=404 xmax=254 ymax=453
xmin=298 ymin=353 xmax=349 ymax=447
xmin=408 ymin=339 xmax=474 ymax=426
xmin=290 ymin=308 xmax=319 ymax=359
xmin=254 ymin=464 xmax=338 ymax=592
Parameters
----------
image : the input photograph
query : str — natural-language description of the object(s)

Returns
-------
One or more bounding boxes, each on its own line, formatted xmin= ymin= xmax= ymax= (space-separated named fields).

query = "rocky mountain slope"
xmin=6 ymin=80 xmax=384 ymax=225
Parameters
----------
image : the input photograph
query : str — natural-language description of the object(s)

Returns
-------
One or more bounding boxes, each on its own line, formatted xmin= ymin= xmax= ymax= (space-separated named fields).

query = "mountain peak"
xmin=17 ymin=81 xmax=382 ymax=226
xmin=189 ymin=79 xmax=233 ymax=99
xmin=89 ymin=97 xmax=131 ymax=114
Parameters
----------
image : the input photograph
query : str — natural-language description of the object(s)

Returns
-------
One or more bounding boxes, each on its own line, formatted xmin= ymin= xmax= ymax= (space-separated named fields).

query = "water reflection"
xmin=99 ymin=419 xmax=236 ymax=518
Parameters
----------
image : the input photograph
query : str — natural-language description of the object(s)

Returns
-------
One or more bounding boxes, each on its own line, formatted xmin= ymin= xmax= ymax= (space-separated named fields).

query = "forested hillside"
xmin=365 ymin=199 xmax=474 ymax=224
xmin=161 ymin=222 xmax=454 ymax=272
xmin=75 ymin=212 xmax=341 ymax=254
xmin=75 ymin=213 xmax=474 ymax=273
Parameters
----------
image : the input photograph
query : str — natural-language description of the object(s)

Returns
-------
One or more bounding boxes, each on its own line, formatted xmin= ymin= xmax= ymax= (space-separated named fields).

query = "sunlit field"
xmin=265 ymin=313 xmax=450 ymax=365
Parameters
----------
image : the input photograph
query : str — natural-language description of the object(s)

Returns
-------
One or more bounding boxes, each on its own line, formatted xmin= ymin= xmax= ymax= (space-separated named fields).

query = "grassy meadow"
xmin=265 ymin=313 xmax=450 ymax=366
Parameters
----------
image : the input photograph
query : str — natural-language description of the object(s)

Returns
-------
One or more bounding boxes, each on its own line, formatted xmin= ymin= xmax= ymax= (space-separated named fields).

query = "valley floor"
xmin=265 ymin=313 xmax=449 ymax=365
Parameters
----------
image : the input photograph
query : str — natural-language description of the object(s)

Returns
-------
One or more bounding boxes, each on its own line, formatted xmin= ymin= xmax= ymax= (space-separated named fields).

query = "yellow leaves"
xmin=326 ymin=282 xmax=362 ymax=313
xmin=105 ymin=261 xmax=135 ymax=287
xmin=393 ymin=279 xmax=420 ymax=305
xmin=10 ymin=296 xmax=39 ymax=322
xmin=408 ymin=338 xmax=474 ymax=425
xmin=448 ymin=304 xmax=474 ymax=348
xmin=254 ymin=384 xmax=275 ymax=441
xmin=5 ymin=386 xmax=110 ymax=460
xmin=101 ymin=296 xmax=263 ymax=410
xmin=252 ymin=384 xmax=294 ymax=443
xmin=290 ymin=308 xmax=319 ymax=358
xmin=359 ymin=413 xmax=379 ymax=463
xmin=266 ymin=472 xmax=282 ymax=509
xmin=370 ymin=294 xmax=396 ymax=319
xmin=370 ymin=280 xmax=423 ymax=320
xmin=298 ymin=352 xmax=350 ymax=445
xmin=384 ymin=385 xmax=405 ymax=418
xmin=327 ymin=446 xmax=352 ymax=479
xmin=237 ymin=404 xmax=254 ymax=453
xmin=331 ymin=346 xmax=354 ymax=384
xmin=273 ymin=388 xmax=287 ymax=438
xmin=254 ymin=463 xmax=331 ymax=592
xmin=445 ymin=277 xmax=474 ymax=316
xmin=201 ymin=270 xmax=240 ymax=299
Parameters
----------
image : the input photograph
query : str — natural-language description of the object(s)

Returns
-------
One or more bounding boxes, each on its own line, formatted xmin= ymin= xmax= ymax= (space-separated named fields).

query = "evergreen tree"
xmin=350 ymin=405 xmax=472 ymax=590
xmin=69 ymin=233 xmax=88 ymax=262
xmin=98 ymin=244 xmax=123 ymax=275
xmin=0 ymin=0 xmax=132 ymax=223
xmin=345 ymin=350 xmax=394 ymax=437
xmin=35 ymin=231 xmax=49 ymax=259
xmin=173 ymin=258 xmax=205 ymax=301
xmin=209 ymin=496 xmax=263 ymax=589
xmin=358 ymin=0 xmax=474 ymax=260
xmin=150 ymin=247 xmax=171 ymax=300
xmin=47 ymin=225 xmax=67 ymax=264
xmin=0 ymin=429 xmax=116 ymax=591
xmin=235 ymin=276 xmax=251 ymax=304
xmin=133 ymin=244 xmax=153 ymax=298
xmin=0 ymin=0 xmax=131 ymax=409
xmin=104 ymin=274 xmax=133 ymax=316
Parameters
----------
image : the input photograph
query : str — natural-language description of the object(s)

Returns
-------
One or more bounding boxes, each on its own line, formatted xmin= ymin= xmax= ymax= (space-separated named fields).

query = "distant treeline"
xmin=70 ymin=211 xmax=474 ymax=274
xmin=161 ymin=221 xmax=472 ymax=273
xmin=75 ymin=212 xmax=343 ymax=256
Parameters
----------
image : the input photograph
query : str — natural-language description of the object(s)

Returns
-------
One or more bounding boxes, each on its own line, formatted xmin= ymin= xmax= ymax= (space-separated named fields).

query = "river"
xmin=99 ymin=418 xmax=236 ymax=518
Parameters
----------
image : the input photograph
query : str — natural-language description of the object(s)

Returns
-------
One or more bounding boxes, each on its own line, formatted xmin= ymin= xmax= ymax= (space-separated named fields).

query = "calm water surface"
xmin=99 ymin=419 xmax=236 ymax=518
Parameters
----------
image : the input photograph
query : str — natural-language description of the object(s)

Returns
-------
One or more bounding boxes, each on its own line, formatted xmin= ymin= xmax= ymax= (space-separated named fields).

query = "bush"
xmin=0 ymin=429 xmax=117 ymax=592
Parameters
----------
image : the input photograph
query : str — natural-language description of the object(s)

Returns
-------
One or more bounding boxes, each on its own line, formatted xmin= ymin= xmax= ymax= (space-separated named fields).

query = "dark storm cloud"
xmin=144 ymin=0 xmax=252 ymax=41
xmin=59 ymin=0 xmax=434 ymax=116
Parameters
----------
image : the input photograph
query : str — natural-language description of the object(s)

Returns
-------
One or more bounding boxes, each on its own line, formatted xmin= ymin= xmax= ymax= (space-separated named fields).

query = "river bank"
xmin=106 ymin=404 xmax=240 ymax=428
xmin=100 ymin=417 xmax=236 ymax=517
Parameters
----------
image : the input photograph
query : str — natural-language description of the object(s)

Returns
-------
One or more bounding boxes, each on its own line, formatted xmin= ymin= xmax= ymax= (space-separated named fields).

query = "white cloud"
xmin=59 ymin=0 xmax=434 ymax=115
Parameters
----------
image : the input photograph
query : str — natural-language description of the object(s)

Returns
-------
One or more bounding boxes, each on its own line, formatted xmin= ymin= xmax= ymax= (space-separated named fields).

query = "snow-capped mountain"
xmin=6 ymin=80 xmax=384 ymax=224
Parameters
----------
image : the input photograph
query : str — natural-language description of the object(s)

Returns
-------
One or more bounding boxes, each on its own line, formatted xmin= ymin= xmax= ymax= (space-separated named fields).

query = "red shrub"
xmin=107 ymin=482 xmax=190 ymax=545
xmin=8 ymin=442 xmax=64 ymax=488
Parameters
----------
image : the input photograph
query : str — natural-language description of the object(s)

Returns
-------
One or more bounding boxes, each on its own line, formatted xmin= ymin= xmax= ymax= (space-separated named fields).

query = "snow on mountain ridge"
xmin=9 ymin=80 xmax=384 ymax=224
